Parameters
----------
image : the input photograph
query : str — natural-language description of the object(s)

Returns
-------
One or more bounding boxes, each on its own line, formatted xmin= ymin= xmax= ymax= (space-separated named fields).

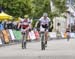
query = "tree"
xmin=52 ymin=0 xmax=67 ymax=15
xmin=0 ymin=0 xmax=33 ymax=18
xmin=31 ymin=0 xmax=51 ymax=19
xmin=0 ymin=0 xmax=67 ymax=19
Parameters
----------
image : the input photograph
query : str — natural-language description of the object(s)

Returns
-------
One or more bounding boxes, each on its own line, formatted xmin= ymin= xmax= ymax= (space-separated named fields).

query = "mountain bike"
xmin=40 ymin=28 xmax=47 ymax=50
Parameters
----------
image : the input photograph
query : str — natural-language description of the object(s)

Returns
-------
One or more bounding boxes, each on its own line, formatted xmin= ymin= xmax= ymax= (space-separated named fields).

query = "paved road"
xmin=0 ymin=39 xmax=75 ymax=59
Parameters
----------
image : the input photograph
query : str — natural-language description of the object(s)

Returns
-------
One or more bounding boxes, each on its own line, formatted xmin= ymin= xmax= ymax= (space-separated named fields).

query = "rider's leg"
xmin=22 ymin=32 xmax=24 ymax=41
xmin=45 ymin=31 xmax=48 ymax=45
xmin=26 ymin=31 xmax=28 ymax=41
xmin=26 ymin=28 xmax=31 ymax=41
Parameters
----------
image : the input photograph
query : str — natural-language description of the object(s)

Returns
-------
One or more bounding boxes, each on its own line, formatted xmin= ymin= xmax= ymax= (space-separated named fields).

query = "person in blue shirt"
xmin=0 ymin=21 xmax=4 ymax=30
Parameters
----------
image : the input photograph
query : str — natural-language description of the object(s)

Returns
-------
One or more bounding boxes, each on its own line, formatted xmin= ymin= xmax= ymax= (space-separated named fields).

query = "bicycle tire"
xmin=41 ymin=42 xmax=45 ymax=50
xmin=22 ymin=33 xmax=27 ymax=49
xmin=41 ymin=33 xmax=45 ymax=50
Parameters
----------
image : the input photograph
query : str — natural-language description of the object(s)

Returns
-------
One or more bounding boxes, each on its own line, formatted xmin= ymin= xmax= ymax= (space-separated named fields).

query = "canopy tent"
xmin=0 ymin=12 xmax=13 ymax=20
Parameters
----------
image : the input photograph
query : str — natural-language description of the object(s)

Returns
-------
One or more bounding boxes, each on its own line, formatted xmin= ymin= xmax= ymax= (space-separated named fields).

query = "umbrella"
xmin=0 ymin=12 xmax=13 ymax=20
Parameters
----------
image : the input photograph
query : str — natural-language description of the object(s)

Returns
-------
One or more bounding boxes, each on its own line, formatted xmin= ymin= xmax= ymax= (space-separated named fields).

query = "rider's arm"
xmin=48 ymin=21 xmax=51 ymax=29
xmin=35 ymin=21 xmax=39 ymax=28
xmin=35 ymin=17 xmax=42 ymax=28
xmin=29 ymin=23 xmax=32 ymax=29
xmin=29 ymin=19 xmax=32 ymax=28
xmin=18 ymin=22 xmax=21 ymax=29
xmin=48 ymin=17 xmax=51 ymax=29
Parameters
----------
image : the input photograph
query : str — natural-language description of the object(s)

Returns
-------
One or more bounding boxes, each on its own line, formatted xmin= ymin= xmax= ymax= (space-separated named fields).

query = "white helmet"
xmin=43 ymin=13 xmax=48 ymax=17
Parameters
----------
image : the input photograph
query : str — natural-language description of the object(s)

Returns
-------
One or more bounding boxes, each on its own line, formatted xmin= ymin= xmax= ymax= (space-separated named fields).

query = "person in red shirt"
xmin=18 ymin=15 xmax=32 ymax=34
xmin=18 ymin=15 xmax=32 ymax=49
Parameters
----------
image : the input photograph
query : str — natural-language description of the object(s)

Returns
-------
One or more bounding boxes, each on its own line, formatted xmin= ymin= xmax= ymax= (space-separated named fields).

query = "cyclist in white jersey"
xmin=35 ymin=13 xmax=51 ymax=46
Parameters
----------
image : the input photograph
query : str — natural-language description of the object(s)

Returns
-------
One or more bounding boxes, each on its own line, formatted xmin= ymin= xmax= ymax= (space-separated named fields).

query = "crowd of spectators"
xmin=0 ymin=20 xmax=19 ymax=30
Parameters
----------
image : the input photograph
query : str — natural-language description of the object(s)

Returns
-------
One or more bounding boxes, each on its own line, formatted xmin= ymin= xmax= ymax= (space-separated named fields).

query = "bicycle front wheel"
xmin=41 ymin=33 xmax=45 ymax=50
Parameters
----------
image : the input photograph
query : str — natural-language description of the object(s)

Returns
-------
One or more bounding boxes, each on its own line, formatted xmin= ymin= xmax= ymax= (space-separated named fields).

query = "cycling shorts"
xmin=40 ymin=26 xmax=49 ymax=32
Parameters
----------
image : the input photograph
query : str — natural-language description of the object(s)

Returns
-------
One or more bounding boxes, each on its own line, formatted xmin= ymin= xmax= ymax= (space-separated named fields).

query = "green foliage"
xmin=32 ymin=0 xmax=51 ymax=19
xmin=52 ymin=0 xmax=67 ymax=14
xmin=0 ymin=0 xmax=33 ymax=18
xmin=0 ymin=0 xmax=67 ymax=20
xmin=32 ymin=19 xmax=38 ymax=27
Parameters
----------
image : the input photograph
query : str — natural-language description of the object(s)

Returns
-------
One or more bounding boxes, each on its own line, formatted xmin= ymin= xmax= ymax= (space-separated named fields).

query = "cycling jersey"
xmin=39 ymin=17 xmax=51 ymax=28
xmin=20 ymin=19 xmax=30 ymax=29
xmin=37 ymin=17 xmax=51 ymax=32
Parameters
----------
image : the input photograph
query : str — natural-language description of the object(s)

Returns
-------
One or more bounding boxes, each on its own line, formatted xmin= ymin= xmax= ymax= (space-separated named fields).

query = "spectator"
xmin=0 ymin=21 xmax=4 ymax=30
xmin=7 ymin=21 xmax=13 ymax=29
xmin=3 ymin=20 xmax=7 ymax=29
xmin=13 ymin=21 xmax=17 ymax=29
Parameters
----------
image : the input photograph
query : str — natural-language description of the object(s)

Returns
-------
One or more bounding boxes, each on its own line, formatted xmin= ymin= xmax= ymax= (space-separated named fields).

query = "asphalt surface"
xmin=0 ymin=39 xmax=75 ymax=59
